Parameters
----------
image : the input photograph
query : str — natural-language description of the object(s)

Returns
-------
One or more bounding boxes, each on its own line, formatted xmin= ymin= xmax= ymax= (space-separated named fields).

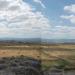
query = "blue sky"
xmin=0 ymin=0 xmax=75 ymax=39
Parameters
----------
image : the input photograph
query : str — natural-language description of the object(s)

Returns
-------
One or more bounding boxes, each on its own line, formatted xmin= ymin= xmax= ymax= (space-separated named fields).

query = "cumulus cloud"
xmin=64 ymin=4 xmax=75 ymax=13
xmin=43 ymin=25 xmax=75 ymax=39
xmin=61 ymin=4 xmax=75 ymax=24
xmin=61 ymin=15 xmax=75 ymax=23
xmin=0 ymin=0 xmax=50 ymax=38
xmin=33 ymin=0 xmax=46 ymax=8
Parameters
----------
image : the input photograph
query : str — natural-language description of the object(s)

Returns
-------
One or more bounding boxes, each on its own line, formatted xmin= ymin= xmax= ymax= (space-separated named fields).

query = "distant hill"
xmin=42 ymin=39 xmax=75 ymax=44
xmin=0 ymin=38 xmax=41 ymax=44
xmin=0 ymin=38 xmax=75 ymax=44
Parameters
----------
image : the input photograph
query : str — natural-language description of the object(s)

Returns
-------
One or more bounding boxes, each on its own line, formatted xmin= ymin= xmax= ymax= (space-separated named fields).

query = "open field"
xmin=0 ymin=43 xmax=75 ymax=70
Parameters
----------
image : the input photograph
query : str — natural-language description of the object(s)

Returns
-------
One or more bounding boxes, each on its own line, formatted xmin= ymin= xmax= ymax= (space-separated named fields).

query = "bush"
xmin=56 ymin=59 xmax=70 ymax=69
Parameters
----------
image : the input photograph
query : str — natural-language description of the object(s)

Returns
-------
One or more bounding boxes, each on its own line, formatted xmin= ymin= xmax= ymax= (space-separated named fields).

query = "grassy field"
xmin=0 ymin=43 xmax=75 ymax=70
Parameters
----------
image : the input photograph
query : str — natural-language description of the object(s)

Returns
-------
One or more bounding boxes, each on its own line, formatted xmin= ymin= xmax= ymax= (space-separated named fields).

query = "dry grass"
xmin=0 ymin=44 xmax=75 ymax=61
xmin=0 ymin=43 xmax=75 ymax=70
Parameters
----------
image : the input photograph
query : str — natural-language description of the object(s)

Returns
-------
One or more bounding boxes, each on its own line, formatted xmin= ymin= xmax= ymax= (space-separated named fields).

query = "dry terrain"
xmin=0 ymin=43 xmax=75 ymax=69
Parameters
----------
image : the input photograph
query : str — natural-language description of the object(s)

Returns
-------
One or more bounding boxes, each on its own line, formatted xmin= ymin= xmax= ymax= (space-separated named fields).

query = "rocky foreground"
xmin=0 ymin=56 xmax=42 ymax=75
xmin=0 ymin=56 xmax=75 ymax=75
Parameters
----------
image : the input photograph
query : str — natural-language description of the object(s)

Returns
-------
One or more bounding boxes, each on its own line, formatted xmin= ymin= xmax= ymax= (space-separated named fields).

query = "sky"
xmin=0 ymin=0 xmax=75 ymax=39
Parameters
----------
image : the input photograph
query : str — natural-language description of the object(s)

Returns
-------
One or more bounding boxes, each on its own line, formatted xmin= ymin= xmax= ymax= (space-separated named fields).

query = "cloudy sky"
xmin=0 ymin=0 xmax=75 ymax=39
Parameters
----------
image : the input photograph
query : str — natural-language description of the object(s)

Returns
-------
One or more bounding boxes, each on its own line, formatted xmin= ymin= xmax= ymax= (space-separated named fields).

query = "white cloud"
xmin=64 ymin=4 xmax=75 ymax=13
xmin=42 ymin=25 xmax=75 ymax=39
xmin=61 ymin=4 xmax=75 ymax=24
xmin=33 ymin=0 xmax=46 ymax=8
xmin=61 ymin=15 xmax=75 ymax=23
xmin=0 ymin=0 xmax=50 ymax=38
